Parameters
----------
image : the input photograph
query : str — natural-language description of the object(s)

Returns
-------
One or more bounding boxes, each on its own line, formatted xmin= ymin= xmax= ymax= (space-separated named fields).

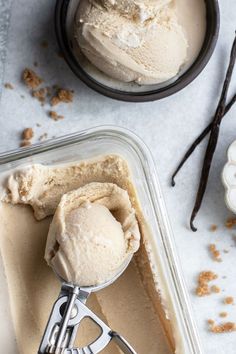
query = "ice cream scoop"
xmin=40 ymin=182 xmax=140 ymax=353
xmin=45 ymin=182 xmax=140 ymax=287
xmin=74 ymin=0 xmax=188 ymax=84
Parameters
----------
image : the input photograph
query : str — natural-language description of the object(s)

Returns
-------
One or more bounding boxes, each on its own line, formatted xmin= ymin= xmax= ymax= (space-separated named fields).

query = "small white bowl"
xmin=222 ymin=140 xmax=236 ymax=214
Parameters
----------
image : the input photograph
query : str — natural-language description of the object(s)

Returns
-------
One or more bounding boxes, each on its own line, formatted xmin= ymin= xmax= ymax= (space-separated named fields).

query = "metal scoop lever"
xmin=38 ymin=284 xmax=137 ymax=354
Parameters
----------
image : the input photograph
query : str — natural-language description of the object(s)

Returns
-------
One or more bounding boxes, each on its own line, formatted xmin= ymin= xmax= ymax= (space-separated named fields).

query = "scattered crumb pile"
xmin=21 ymin=128 xmax=34 ymax=147
xmin=196 ymin=271 xmax=218 ymax=297
xmin=208 ymin=320 xmax=236 ymax=333
xmin=224 ymin=297 xmax=234 ymax=305
xmin=22 ymin=68 xmax=73 ymax=109
xmin=3 ymin=40 xmax=74 ymax=147
xmin=209 ymin=244 xmax=222 ymax=262
xmin=196 ymin=218 xmax=236 ymax=334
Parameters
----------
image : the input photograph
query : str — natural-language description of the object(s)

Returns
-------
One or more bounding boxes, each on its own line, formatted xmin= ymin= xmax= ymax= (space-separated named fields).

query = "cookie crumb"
xmin=49 ymin=111 xmax=64 ymax=121
xmin=4 ymin=82 xmax=14 ymax=89
xmin=219 ymin=312 xmax=228 ymax=318
xmin=20 ymin=94 xmax=25 ymax=99
xmin=22 ymin=128 xmax=34 ymax=140
xmin=32 ymin=88 xmax=48 ymax=103
xmin=33 ymin=61 xmax=38 ymax=67
xmin=22 ymin=68 xmax=42 ymax=89
xmin=36 ymin=123 xmax=41 ymax=127
xmin=225 ymin=217 xmax=236 ymax=229
xmin=211 ymin=285 xmax=221 ymax=294
xmin=210 ymin=224 xmax=218 ymax=232
xmin=208 ymin=319 xmax=215 ymax=325
xmin=196 ymin=271 xmax=218 ymax=297
xmin=50 ymin=88 xmax=73 ymax=106
xmin=209 ymin=322 xmax=236 ymax=333
xmin=224 ymin=297 xmax=234 ymax=305
xmin=223 ymin=249 xmax=229 ymax=254
xmin=209 ymin=244 xmax=222 ymax=262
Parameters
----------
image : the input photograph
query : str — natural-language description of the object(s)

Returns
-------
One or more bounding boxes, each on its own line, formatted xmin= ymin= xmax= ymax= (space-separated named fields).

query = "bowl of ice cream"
xmin=55 ymin=0 xmax=219 ymax=101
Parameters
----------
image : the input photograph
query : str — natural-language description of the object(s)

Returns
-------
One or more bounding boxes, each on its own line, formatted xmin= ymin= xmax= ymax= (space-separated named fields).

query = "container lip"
xmin=54 ymin=0 xmax=220 ymax=102
xmin=0 ymin=125 xmax=203 ymax=352
xmin=0 ymin=125 xmax=149 ymax=164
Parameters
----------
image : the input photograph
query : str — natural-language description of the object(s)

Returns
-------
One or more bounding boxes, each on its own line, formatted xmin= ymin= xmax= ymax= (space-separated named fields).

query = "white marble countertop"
xmin=0 ymin=0 xmax=236 ymax=353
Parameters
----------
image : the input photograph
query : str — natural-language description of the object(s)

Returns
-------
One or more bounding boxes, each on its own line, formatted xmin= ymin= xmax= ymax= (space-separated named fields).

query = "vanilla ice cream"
xmin=45 ymin=182 xmax=140 ymax=286
xmin=74 ymin=0 xmax=188 ymax=84
xmin=0 ymin=155 xmax=185 ymax=354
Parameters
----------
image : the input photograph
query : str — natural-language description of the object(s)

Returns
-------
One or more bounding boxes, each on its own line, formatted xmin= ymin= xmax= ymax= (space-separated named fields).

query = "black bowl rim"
xmin=55 ymin=0 xmax=220 ymax=102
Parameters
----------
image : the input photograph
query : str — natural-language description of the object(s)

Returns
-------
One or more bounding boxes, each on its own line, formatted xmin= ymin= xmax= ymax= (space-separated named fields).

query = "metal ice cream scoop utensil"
xmin=38 ymin=256 xmax=137 ymax=354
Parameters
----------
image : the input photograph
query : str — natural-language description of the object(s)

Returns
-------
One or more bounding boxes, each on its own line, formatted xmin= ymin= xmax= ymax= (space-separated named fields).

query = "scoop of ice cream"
xmin=74 ymin=0 xmax=188 ymax=84
xmin=45 ymin=182 xmax=140 ymax=286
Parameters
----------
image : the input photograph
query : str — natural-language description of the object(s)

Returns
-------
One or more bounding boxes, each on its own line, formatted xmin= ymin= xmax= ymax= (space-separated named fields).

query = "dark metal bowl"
xmin=55 ymin=0 xmax=220 ymax=102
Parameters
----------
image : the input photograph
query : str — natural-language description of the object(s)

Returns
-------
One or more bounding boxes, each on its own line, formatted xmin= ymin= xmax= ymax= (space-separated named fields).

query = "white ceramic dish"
xmin=222 ymin=140 xmax=236 ymax=214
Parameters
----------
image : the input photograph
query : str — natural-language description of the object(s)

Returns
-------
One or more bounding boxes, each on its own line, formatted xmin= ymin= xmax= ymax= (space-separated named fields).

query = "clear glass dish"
xmin=0 ymin=126 xmax=203 ymax=353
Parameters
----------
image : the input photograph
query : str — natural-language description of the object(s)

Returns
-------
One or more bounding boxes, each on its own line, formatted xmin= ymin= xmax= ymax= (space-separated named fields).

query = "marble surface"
xmin=0 ymin=0 xmax=236 ymax=353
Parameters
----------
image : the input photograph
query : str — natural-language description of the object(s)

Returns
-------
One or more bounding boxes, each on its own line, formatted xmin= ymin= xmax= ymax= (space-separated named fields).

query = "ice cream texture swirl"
xmin=75 ymin=0 xmax=188 ymax=84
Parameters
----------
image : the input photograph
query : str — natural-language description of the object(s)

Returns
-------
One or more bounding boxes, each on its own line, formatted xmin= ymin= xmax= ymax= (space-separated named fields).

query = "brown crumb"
xmin=40 ymin=40 xmax=48 ymax=48
xmin=209 ymin=322 xmax=236 ymax=333
xmin=225 ymin=217 xmax=236 ymax=229
xmin=22 ymin=68 xmax=42 ymax=89
xmin=209 ymin=244 xmax=222 ymax=262
xmin=219 ymin=312 xmax=228 ymax=318
xmin=49 ymin=111 xmax=64 ymax=121
xmin=4 ymin=82 xmax=14 ymax=89
xmin=208 ymin=319 xmax=215 ymax=325
xmin=211 ymin=285 xmax=221 ymax=294
xmin=210 ymin=224 xmax=218 ymax=232
xmin=196 ymin=271 xmax=218 ymax=297
xmin=50 ymin=88 xmax=73 ymax=106
xmin=39 ymin=133 xmax=48 ymax=141
xmin=20 ymin=140 xmax=31 ymax=147
xmin=22 ymin=128 xmax=34 ymax=141
xmin=32 ymin=87 xmax=48 ymax=103
xmin=224 ymin=297 xmax=234 ymax=305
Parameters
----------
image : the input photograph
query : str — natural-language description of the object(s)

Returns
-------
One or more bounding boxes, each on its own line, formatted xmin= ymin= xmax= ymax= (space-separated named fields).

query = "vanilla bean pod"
xmin=190 ymin=33 xmax=236 ymax=231
xmin=171 ymin=93 xmax=236 ymax=187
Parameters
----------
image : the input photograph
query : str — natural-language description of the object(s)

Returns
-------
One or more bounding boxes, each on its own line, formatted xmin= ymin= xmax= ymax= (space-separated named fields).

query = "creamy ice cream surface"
xmin=75 ymin=0 xmax=188 ymax=84
xmin=45 ymin=182 xmax=140 ymax=286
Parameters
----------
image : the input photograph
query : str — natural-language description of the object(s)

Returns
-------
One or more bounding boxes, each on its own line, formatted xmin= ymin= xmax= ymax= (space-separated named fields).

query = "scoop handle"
xmin=111 ymin=332 xmax=137 ymax=354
